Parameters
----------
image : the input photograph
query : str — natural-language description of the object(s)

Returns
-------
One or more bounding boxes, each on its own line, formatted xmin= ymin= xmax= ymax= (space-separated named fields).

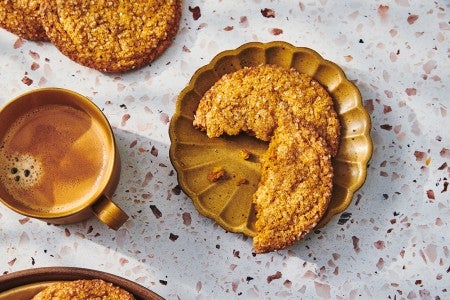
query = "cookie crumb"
xmin=207 ymin=166 xmax=227 ymax=182
xmin=240 ymin=149 xmax=251 ymax=160
xmin=236 ymin=178 xmax=248 ymax=186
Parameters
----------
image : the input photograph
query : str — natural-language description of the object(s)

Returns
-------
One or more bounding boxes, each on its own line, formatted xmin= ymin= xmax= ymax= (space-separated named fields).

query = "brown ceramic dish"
xmin=0 ymin=267 xmax=163 ymax=300
xmin=169 ymin=41 xmax=372 ymax=237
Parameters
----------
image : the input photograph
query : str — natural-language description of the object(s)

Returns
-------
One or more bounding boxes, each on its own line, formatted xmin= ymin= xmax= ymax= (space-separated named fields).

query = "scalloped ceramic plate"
xmin=169 ymin=41 xmax=372 ymax=237
xmin=0 ymin=267 xmax=163 ymax=300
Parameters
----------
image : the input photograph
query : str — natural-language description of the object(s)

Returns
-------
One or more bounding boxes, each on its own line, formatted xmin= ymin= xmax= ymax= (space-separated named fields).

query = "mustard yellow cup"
xmin=0 ymin=88 xmax=128 ymax=230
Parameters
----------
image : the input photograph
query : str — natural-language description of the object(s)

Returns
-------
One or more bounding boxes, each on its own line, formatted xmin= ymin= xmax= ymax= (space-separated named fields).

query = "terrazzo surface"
xmin=0 ymin=1 xmax=449 ymax=299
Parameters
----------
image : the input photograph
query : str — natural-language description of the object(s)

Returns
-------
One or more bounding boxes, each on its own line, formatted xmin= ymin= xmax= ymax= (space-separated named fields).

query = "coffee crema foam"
xmin=0 ymin=104 xmax=110 ymax=213
xmin=0 ymin=153 xmax=43 ymax=188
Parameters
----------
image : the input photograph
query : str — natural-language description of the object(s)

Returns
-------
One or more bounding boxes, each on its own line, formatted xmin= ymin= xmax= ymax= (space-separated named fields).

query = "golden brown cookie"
xmin=40 ymin=0 xmax=182 ymax=72
xmin=193 ymin=64 xmax=340 ymax=156
xmin=193 ymin=64 xmax=340 ymax=252
xmin=32 ymin=279 xmax=135 ymax=300
xmin=0 ymin=0 xmax=48 ymax=40
xmin=252 ymin=118 xmax=333 ymax=253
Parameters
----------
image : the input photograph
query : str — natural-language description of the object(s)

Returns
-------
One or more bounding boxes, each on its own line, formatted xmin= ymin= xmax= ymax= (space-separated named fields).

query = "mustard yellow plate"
xmin=169 ymin=41 xmax=372 ymax=237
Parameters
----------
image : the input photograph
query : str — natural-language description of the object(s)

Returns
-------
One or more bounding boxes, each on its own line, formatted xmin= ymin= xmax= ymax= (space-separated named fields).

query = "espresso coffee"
xmin=0 ymin=104 xmax=109 ymax=213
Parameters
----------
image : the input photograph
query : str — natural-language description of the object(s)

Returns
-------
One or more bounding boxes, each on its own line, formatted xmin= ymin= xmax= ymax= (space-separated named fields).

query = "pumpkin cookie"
xmin=193 ymin=64 xmax=340 ymax=252
xmin=32 ymin=279 xmax=135 ymax=300
xmin=40 ymin=0 xmax=182 ymax=72
xmin=193 ymin=64 xmax=340 ymax=156
xmin=0 ymin=0 xmax=48 ymax=40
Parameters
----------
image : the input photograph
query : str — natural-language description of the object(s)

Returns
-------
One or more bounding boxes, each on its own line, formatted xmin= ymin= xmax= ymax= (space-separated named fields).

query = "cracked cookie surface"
xmin=0 ymin=0 xmax=48 ymax=40
xmin=40 ymin=0 xmax=182 ymax=72
xmin=32 ymin=279 xmax=135 ymax=300
xmin=193 ymin=64 xmax=339 ymax=252
xmin=194 ymin=64 xmax=340 ymax=156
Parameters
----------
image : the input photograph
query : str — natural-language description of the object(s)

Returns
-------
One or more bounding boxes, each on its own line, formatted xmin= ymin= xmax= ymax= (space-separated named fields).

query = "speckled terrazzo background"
xmin=0 ymin=1 xmax=449 ymax=299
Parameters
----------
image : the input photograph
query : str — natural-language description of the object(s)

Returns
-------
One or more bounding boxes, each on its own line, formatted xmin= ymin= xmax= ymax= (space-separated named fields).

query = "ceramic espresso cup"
xmin=0 ymin=88 xmax=128 ymax=230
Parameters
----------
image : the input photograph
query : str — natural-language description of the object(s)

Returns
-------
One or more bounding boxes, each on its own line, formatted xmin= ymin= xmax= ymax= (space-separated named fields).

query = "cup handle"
xmin=91 ymin=195 xmax=129 ymax=230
